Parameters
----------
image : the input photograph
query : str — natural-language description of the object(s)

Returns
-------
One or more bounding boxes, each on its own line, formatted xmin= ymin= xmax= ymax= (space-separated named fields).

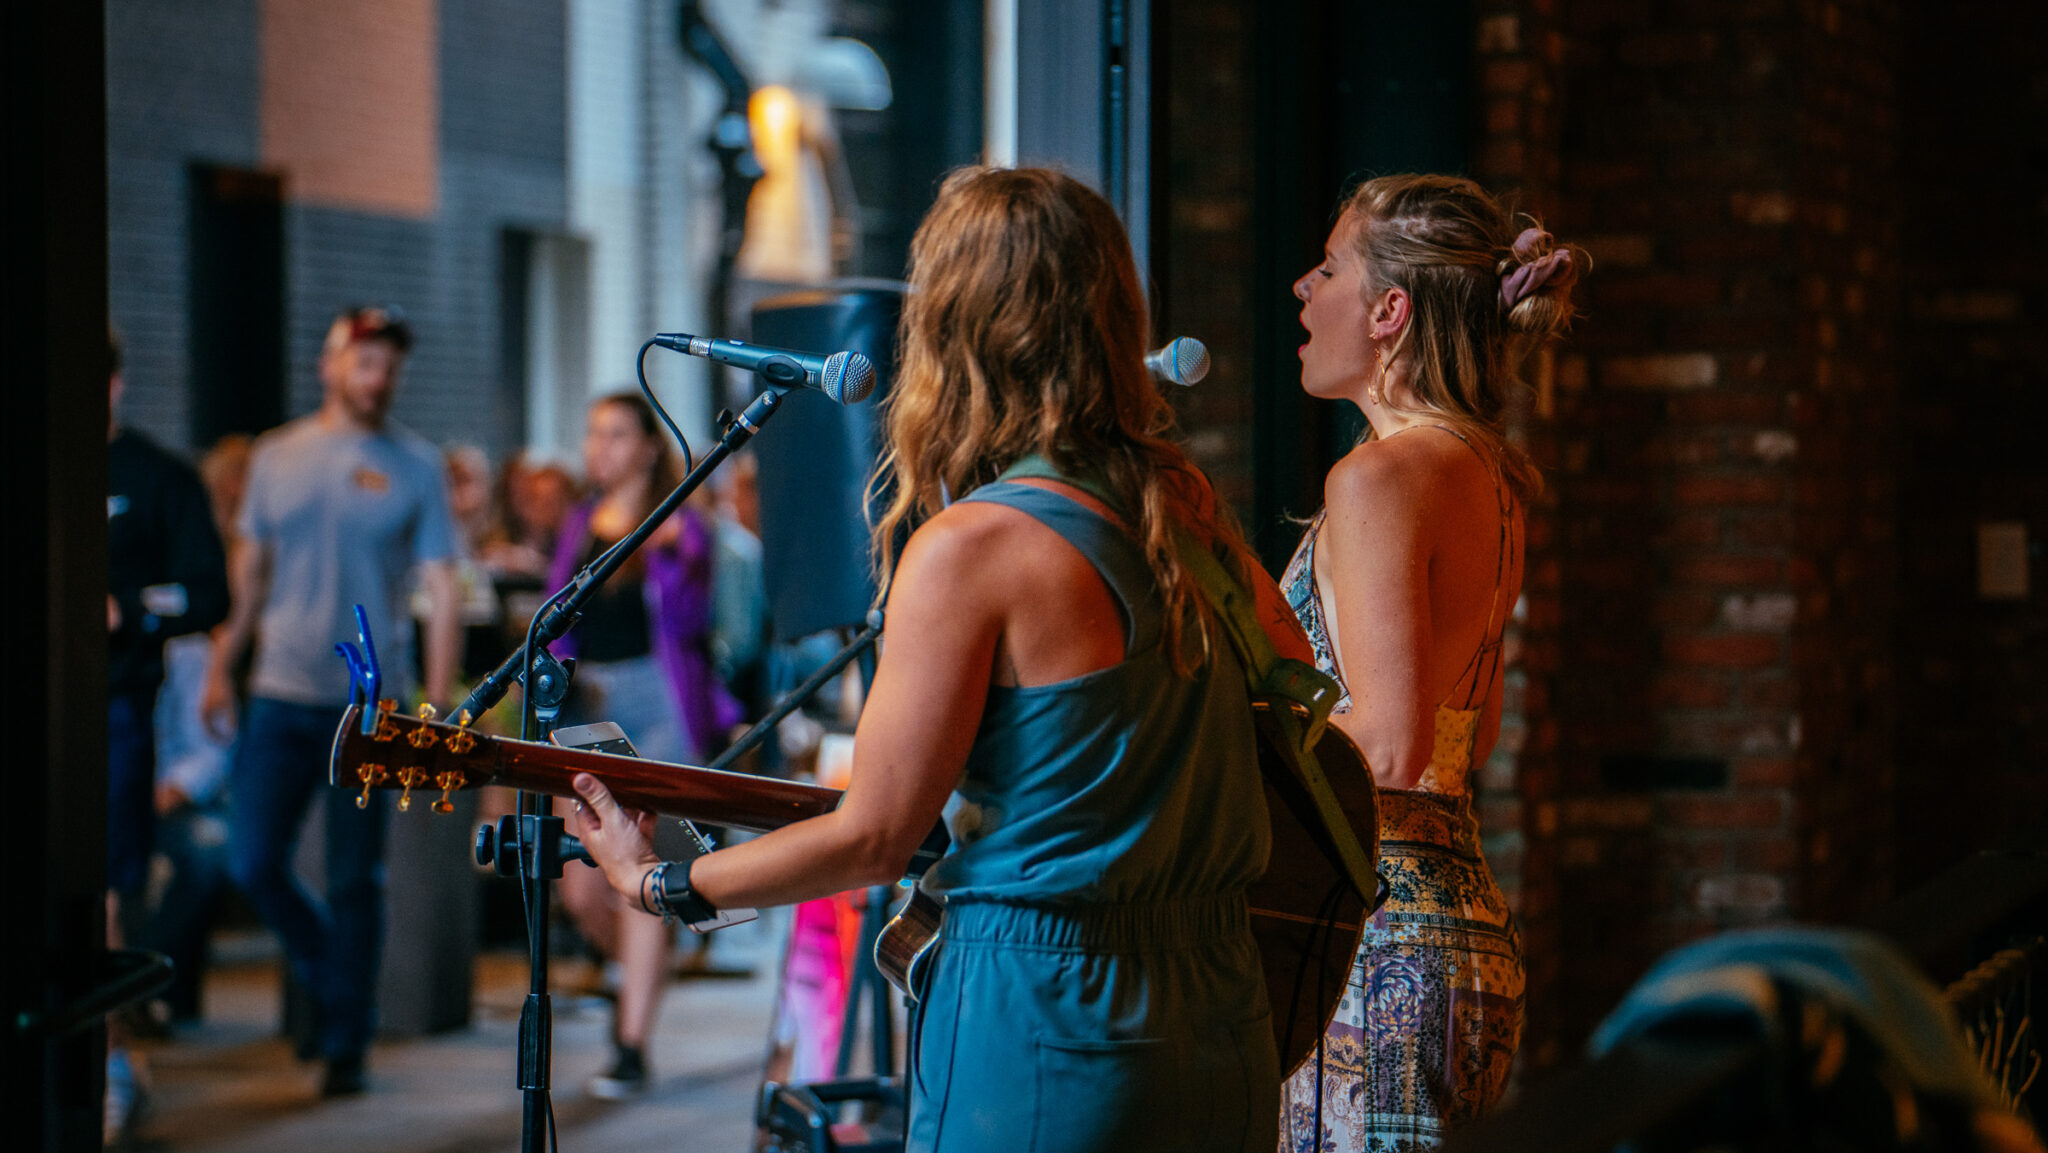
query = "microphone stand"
xmin=454 ymin=384 xmax=794 ymax=1153
xmin=705 ymin=609 xmax=882 ymax=774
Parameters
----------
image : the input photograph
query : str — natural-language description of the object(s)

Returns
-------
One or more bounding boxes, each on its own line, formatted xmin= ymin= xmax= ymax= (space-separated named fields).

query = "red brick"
xmin=1651 ymin=670 xmax=1733 ymax=708
xmin=1481 ymin=58 xmax=1534 ymax=95
xmin=1484 ymin=96 xmax=1524 ymax=135
xmin=1668 ymin=393 xmax=1787 ymax=424
xmin=1659 ymin=792 xmax=1787 ymax=831
xmin=1561 ymin=795 xmax=1656 ymax=831
xmin=1732 ymin=756 xmax=1796 ymax=788
xmin=1729 ymin=834 xmax=1800 ymax=870
xmin=1693 ymin=872 xmax=1788 ymax=914
xmin=1673 ymin=475 xmax=1785 ymax=506
xmin=1652 ymin=513 xmax=1723 ymax=548
xmin=1725 ymin=511 xmax=1795 ymax=548
xmin=1597 ymin=274 xmax=1723 ymax=310
xmin=1662 ymin=632 xmax=1783 ymax=668
xmin=1741 ymin=674 xmax=1800 ymax=710
xmin=1657 ymin=837 xmax=1730 ymax=870
xmin=1670 ymin=554 xmax=1787 ymax=586
xmin=1641 ymin=434 xmax=1725 ymax=467
xmin=1653 ymin=590 xmax=1722 ymax=627
xmin=1604 ymin=352 xmax=1719 ymax=389
xmin=1617 ymin=31 xmax=1720 ymax=68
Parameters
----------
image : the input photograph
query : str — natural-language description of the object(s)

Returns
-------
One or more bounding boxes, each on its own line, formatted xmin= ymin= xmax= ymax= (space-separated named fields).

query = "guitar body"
xmin=331 ymin=703 xmax=1375 ymax=1077
xmin=1247 ymin=702 xmax=1380 ymax=1078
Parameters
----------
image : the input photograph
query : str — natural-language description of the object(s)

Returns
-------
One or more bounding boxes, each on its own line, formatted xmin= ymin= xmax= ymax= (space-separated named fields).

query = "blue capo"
xmin=334 ymin=604 xmax=383 ymax=735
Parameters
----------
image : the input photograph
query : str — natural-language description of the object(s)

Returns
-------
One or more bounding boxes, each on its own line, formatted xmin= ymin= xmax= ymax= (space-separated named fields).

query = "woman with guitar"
xmin=1278 ymin=174 xmax=1582 ymax=1150
xmin=569 ymin=166 xmax=1314 ymax=1152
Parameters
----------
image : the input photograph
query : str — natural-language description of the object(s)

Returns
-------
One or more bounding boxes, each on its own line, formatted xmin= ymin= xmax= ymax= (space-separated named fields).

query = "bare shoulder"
xmin=1326 ymin=427 xmax=1497 ymax=515
xmin=1325 ymin=435 xmax=1435 ymax=516
xmin=898 ymin=500 xmax=1020 ymax=581
xmin=894 ymin=497 xmax=1079 ymax=601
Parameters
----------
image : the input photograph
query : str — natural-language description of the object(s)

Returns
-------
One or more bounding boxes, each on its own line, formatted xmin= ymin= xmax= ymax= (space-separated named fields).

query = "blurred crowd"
xmin=104 ymin=312 xmax=776 ymax=1143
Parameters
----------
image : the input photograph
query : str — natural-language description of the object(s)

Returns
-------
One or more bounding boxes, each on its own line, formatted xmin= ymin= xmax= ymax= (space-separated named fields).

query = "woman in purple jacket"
xmin=551 ymin=391 xmax=738 ymax=1099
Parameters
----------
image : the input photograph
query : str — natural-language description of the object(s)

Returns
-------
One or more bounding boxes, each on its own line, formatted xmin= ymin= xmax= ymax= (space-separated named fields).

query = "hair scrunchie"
xmin=1499 ymin=227 xmax=1574 ymax=310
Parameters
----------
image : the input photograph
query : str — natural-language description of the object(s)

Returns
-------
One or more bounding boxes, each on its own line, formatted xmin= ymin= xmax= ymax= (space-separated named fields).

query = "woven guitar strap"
xmin=995 ymin=456 xmax=1378 ymax=903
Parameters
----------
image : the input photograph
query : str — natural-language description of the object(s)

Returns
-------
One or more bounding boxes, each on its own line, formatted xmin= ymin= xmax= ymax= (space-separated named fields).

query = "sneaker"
xmin=320 ymin=1053 xmax=367 ymax=1098
xmin=586 ymin=1044 xmax=647 ymax=1100
xmin=104 ymin=1047 xmax=148 ymax=1147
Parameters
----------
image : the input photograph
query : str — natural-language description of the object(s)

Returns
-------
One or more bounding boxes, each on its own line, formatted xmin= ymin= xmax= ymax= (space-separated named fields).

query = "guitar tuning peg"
xmin=417 ymin=702 xmax=439 ymax=722
xmin=396 ymin=767 xmax=428 ymax=813
xmin=454 ymin=708 xmax=473 ymax=728
xmin=356 ymin=764 xmax=389 ymax=810
xmin=433 ymin=770 xmax=466 ymax=814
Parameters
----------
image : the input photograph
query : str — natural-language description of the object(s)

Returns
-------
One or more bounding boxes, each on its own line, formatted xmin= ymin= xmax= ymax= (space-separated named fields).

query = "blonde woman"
xmin=1280 ymin=174 xmax=1582 ymax=1151
xmin=571 ymin=167 xmax=1310 ymax=1152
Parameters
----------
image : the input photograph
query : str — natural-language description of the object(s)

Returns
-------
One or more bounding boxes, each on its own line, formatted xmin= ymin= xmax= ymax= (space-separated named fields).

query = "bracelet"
xmin=654 ymin=857 xmax=720 ymax=926
xmin=640 ymin=862 xmax=671 ymax=922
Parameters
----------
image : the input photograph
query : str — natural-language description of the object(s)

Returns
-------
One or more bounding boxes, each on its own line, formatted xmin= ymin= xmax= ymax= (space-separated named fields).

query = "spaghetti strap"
xmin=1419 ymin=426 xmax=1516 ymax=713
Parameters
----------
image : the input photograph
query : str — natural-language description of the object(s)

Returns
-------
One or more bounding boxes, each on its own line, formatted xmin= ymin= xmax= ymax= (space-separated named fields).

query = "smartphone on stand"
xmin=550 ymin=721 xmax=758 ymax=932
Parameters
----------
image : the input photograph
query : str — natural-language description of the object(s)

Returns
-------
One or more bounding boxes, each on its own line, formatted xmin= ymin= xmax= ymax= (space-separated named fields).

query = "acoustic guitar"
xmin=331 ymin=700 xmax=1377 ymax=1076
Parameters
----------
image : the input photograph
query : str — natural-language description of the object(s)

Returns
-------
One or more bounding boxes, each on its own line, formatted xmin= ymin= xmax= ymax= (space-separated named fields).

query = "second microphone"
xmin=654 ymin=332 xmax=877 ymax=404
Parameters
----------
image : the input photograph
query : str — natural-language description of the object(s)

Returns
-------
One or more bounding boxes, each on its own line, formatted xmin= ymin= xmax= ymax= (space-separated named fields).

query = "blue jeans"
xmin=108 ymin=688 xmax=159 ymax=896
xmin=144 ymin=800 xmax=232 ymax=1019
xmin=226 ymin=697 xmax=389 ymax=1060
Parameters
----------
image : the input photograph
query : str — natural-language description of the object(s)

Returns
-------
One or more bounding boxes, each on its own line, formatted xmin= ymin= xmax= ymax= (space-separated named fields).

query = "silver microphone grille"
xmin=1146 ymin=337 xmax=1211 ymax=386
xmin=821 ymin=350 xmax=878 ymax=404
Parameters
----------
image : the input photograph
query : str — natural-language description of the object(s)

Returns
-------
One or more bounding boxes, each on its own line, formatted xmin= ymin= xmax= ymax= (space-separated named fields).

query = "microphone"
xmin=1145 ymin=337 xmax=1211 ymax=387
xmin=653 ymin=332 xmax=877 ymax=404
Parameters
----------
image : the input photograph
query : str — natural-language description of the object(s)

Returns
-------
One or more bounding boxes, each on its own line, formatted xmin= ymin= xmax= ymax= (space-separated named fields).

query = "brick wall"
xmin=1535 ymin=0 xmax=1909 ymax=1048
xmin=1893 ymin=1 xmax=2048 ymax=882
xmin=1159 ymin=0 xmax=1260 ymax=516
xmin=107 ymin=0 xmax=263 ymax=451
xmin=1785 ymin=0 xmax=1902 ymax=931
xmin=108 ymin=0 xmax=567 ymax=459
xmin=261 ymin=0 xmax=439 ymax=218
xmin=1473 ymin=0 xmax=1568 ymax=1071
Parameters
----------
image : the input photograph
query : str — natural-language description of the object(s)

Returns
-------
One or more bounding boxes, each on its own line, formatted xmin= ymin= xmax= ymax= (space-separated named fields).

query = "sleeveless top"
xmin=1276 ymin=428 xmax=1526 ymax=1151
xmin=922 ymin=481 xmax=1271 ymax=906
xmin=1278 ymin=428 xmax=1514 ymax=796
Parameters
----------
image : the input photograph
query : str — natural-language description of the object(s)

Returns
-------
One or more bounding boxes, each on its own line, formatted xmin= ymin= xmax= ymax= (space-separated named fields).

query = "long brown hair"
xmin=1343 ymin=174 xmax=1585 ymax=503
xmin=592 ymin=391 xmax=683 ymax=522
xmin=870 ymin=166 xmax=1252 ymax=672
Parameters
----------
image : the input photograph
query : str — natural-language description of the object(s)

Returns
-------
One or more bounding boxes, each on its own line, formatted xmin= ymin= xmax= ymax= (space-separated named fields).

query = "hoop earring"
xmin=1367 ymin=345 xmax=1387 ymax=407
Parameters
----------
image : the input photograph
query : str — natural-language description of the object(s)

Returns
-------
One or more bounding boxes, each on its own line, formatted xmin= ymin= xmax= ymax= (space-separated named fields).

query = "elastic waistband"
xmin=942 ymin=893 xmax=1250 ymax=952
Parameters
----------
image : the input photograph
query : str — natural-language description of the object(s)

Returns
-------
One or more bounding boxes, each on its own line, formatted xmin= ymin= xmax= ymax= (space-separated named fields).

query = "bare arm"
xmin=1250 ymin=555 xmax=1317 ymax=666
xmin=570 ymin=506 xmax=1003 ymax=911
xmin=1319 ymin=447 xmax=1437 ymax=788
xmin=417 ymin=560 xmax=460 ymax=707
xmin=201 ymin=536 xmax=271 ymax=738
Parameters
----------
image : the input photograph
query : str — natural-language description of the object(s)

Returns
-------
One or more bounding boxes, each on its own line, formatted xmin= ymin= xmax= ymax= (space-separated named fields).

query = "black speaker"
xmin=750 ymin=286 xmax=903 ymax=641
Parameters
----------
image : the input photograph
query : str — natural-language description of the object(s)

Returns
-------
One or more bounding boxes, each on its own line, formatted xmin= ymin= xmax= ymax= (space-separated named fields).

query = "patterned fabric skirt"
xmin=1280 ymin=790 xmax=1524 ymax=1153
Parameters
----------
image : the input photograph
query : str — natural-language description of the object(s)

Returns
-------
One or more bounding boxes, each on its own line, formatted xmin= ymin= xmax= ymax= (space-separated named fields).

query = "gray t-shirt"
xmin=240 ymin=416 xmax=457 ymax=706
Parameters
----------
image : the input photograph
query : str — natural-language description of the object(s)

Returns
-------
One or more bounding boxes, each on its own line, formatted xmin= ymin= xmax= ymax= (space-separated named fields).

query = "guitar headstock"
xmin=330 ymin=701 xmax=500 ymax=814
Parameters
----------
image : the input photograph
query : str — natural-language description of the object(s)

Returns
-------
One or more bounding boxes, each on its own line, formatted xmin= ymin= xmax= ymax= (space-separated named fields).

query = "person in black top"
xmin=105 ymin=327 xmax=229 ymax=1141
xmin=108 ymin=329 xmax=230 ymax=910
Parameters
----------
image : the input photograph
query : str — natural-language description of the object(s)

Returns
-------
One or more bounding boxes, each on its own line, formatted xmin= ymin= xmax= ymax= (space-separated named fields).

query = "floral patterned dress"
xmin=1276 ymin=479 xmax=1526 ymax=1152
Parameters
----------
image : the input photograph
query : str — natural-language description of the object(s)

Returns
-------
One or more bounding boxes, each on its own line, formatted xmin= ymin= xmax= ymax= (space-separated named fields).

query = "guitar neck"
xmin=329 ymin=704 xmax=842 ymax=832
xmin=486 ymin=739 xmax=841 ymax=831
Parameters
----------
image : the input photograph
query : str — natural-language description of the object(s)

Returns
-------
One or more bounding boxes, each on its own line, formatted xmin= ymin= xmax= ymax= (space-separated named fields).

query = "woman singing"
xmin=570 ymin=166 xmax=1309 ymax=1152
xmin=1279 ymin=174 xmax=1582 ymax=1150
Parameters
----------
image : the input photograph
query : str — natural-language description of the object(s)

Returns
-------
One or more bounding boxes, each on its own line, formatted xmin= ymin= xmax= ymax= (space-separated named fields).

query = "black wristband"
xmin=655 ymin=857 xmax=719 ymax=924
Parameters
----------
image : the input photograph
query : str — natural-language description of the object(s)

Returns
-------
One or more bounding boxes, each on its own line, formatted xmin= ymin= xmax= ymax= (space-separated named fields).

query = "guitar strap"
xmin=995 ymin=455 xmax=1378 ymax=905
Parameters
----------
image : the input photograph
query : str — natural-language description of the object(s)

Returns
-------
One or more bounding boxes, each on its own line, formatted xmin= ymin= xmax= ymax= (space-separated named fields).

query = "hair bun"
xmin=1500 ymin=226 xmax=1584 ymax=336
